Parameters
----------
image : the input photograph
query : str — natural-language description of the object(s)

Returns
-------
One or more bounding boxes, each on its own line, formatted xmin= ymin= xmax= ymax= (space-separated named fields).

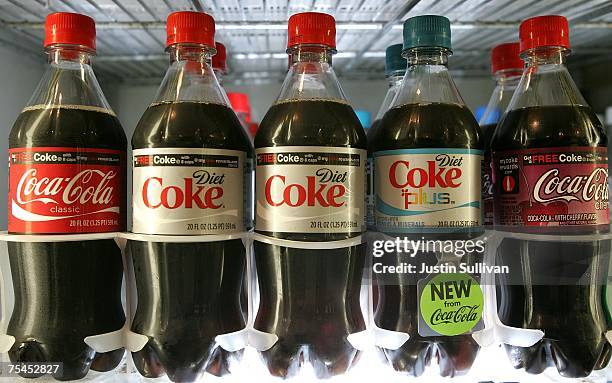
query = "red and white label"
xmin=492 ymin=147 xmax=609 ymax=227
xmin=255 ymin=146 xmax=366 ymax=233
xmin=132 ymin=148 xmax=245 ymax=235
xmin=8 ymin=147 xmax=125 ymax=233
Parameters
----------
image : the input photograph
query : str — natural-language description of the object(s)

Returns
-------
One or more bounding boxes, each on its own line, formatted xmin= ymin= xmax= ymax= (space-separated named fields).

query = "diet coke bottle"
xmin=253 ymin=12 xmax=367 ymax=379
xmin=7 ymin=13 xmax=126 ymax=380
xmin=128 ymin=11 xmax=251 ymax=381
xmin=491 ymin=15 xmax=611 ymax=377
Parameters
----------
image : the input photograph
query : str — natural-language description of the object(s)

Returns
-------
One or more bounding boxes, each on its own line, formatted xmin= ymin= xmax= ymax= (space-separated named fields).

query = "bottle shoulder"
xmin=9 ymin=106 xmax=126 ymax=150
xmin=131 ymin=101 xmax=252 ymax=153
xmin=491 ymin=105 xmax=606 ymax=151
xmin=254 ymin=100 xmax=366 ymax=149
xmin=371 ymin=102 xmax=482 ymax=153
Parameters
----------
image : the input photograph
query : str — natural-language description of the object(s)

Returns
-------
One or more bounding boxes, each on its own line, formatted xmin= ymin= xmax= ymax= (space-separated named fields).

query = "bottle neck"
xmin=214 ymin=69 xmax=225 ymax=86
xmin=275 ymin=44 xmax=346 ymax=103
xmin=480 ymin=72 xmax=521 ymax=126
xmin=287 ymin=45 xmax=334 ymax=67
xmin=46 ymin=45 xmax=94 ymax=66
xmin=26 ymin=45 xmax=111 ymax=111
xmin=523 ymin=46 xmax=568 ymax=68
xmin=494 ymin=70 xmax=522 ymax=88
xmin=506 ymin=46 xmax=586 ymax=111
xmin=387 ymin=73 xmax=404 ymax=88
xmin=151 ymin=43 xmax=227 ymax=105
xmin=375 ymin=74 xmax=404 ymax=120
xmin=391 ymin=46 xmax=465 ymax=108
xmin=406 ymin=47 xmax=450 ymax=67
xmin=168 ymin=44 xmax=213 ymax=64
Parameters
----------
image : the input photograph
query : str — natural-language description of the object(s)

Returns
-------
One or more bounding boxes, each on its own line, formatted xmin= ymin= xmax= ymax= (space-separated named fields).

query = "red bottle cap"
xmin=491 ymin=42 xmax=523 ymax=73
xmin=287 ymin=12 xmax=336 ymax=49
xmin=519 ymin=15 xmax=570 ymax=53
xmin=44 ymin=12 xmax=96 ymax=51
xmin=212 ymin=42 xmax=227 ymax=73
xmin=166 ymin=11 xmax=215 ymax=48
xmin=227 ymin=92 xmax=251 ymax=118
xmin=249 ymin=122 xmax=258 ymax=137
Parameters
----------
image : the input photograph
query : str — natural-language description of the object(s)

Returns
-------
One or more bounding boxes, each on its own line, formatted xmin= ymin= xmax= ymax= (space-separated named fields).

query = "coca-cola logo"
xmin=482 ymin=173 xmax=493 ymax=197
xmin=142 ymin=170 xmax=224 ymax=209
xmin=533 ymin=167 xmax=608 ymax=204
xmin=264 ymin=167 xmax=347 ymax=207
xmin=16 ymin=168 xmax=116 ymax=206
xmin=389 ymin=154 xmax=463 ymax=189
xmin=429 ymin=305 xmax=480 ymax=326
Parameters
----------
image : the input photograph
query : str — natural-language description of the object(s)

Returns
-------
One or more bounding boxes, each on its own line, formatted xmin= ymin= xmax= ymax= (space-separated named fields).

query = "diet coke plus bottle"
xmin=7 ymin=13 xmax=126 ymax=380
xmin=128 ymin=12 xmax=251 ymax=382
xmin=366 ymin=43 xmax=407 ymax=231
xmin=371 ymin=15 xmax=483 ymax=377
xmin=492 ymin=15 xmax=611 ymax=377
xmin=253 ymin=12 xmax=367 ymax=379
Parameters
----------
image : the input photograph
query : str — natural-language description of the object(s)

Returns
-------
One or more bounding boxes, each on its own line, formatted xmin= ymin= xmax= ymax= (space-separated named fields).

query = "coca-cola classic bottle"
xmin=7 ymin=13 xmax=126 ymax=380
xmin=128 ymin=12 xmax=251 ymax=382
xmin=253 ymin=12 xmax=367 ymax=379
xmin=491 ymin=15 xmax=611 ymax=377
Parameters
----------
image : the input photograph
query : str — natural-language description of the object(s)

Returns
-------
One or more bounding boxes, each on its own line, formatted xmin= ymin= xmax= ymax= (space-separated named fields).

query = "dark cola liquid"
xmin=371 ymin=102 xmax=482 ymax=377
xmin=130 ymin=101 xmax=250 ymax=381
xmin=481 ymin=123 xmax=496 ymax=226
xmin=367 ymin=120 xmax=381 ymax=313
xmin=366 ymin=119 xmax=381 ymax=231
xmin=254 ymin=99 xmax=367 ymax=378
xmin=480 ymin=123 xmax=496 ymax=152
xmin=492 ymin=105 xmax=611 ymax=377
xmin=8 ymin=106 xmax=126 ymax=380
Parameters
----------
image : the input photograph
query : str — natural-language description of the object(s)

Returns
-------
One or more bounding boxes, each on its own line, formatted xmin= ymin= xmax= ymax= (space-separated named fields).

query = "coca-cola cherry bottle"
xmin=491 ymin=15 xmax=611 ymax=377
xmin=254 ymin=12 xmax=367 ymax=379
xmin=366 ymin=43 xmax=406 ymax=231
xmin=371 ymin=15 xmax=483 ymax=377
xmin=480 ymin=42 xmax=522 ymax=226
xmin=129 ymin=12 xmax=251 ymax=382
xmin=7 ymin=13 xmax=126 ymax=380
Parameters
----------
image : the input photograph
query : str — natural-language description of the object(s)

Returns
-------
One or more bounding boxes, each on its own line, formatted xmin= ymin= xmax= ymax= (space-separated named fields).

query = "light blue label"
xmin=374 ymin=148 xmax=482 ymax=232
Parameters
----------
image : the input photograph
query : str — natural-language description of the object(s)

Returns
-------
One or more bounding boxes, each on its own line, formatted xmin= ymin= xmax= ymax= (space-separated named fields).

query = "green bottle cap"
xmin=385 ymin=43 xmax=407 ymax=76
xmin=403 ymin=15 xmax=451 ymax=51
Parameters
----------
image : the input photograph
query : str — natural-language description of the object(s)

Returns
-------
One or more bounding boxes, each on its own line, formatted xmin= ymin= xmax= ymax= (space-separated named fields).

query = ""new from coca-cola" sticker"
xmin=492 ymin=147 xmax=609 ymax=227
xmin=8 ymin=147 xmax=125 ymax=233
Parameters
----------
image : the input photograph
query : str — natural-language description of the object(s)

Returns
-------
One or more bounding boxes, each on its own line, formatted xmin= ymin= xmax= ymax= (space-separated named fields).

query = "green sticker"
xmin=419 ymin=273 xmax=483 ymax=336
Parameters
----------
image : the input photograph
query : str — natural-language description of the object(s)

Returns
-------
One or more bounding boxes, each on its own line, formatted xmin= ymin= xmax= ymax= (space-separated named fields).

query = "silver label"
xmin=255 ymin=146 xmax=366 ymax=233
xmin=132 ymin=148 xmax=245 ymax=234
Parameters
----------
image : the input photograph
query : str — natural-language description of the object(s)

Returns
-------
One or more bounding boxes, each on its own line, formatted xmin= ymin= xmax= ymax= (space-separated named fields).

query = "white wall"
xmin=0 ymin=46 xmax=44 ymax=229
